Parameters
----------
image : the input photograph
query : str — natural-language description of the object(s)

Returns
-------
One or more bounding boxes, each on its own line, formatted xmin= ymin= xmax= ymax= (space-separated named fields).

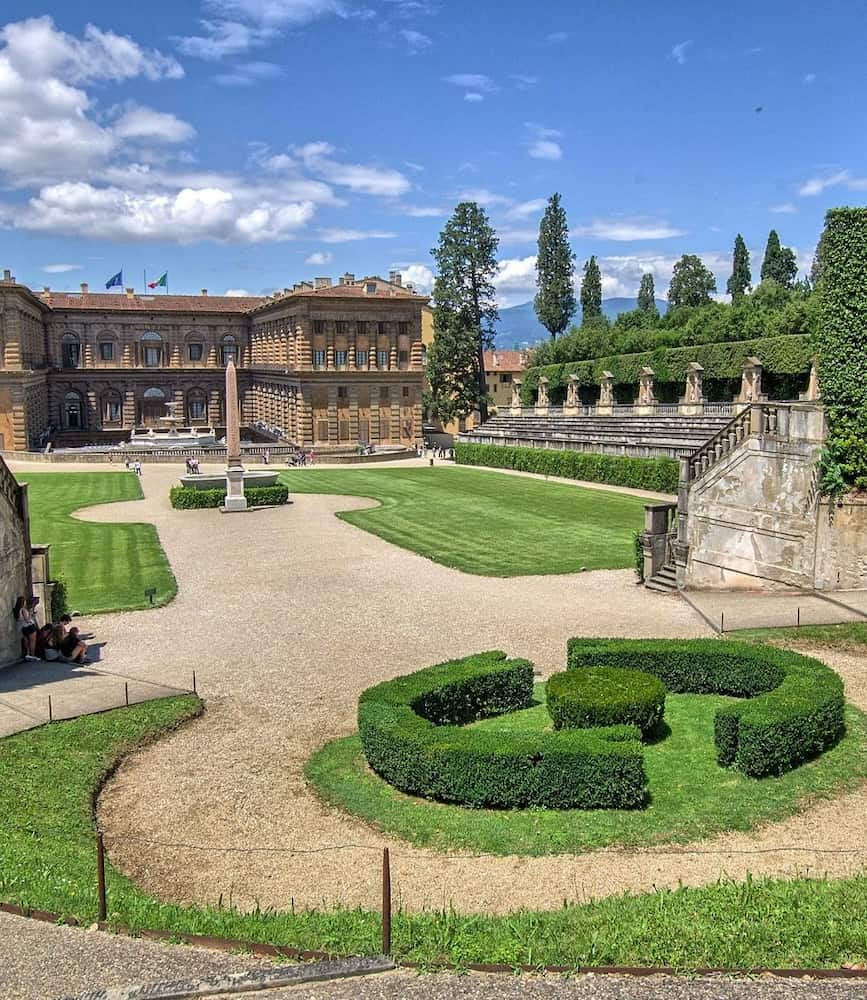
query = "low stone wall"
xmin=814 ymin=497 xmax=867 ymax=590
xmin=0 ymin=458 xmax=29 ymax=665
xmin=458 ymin=433 xmax=688 ymax=461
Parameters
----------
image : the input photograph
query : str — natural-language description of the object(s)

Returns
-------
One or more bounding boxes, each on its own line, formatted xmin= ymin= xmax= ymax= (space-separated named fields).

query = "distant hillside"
xmin=494 ymin=297 xmax=668 ymax=349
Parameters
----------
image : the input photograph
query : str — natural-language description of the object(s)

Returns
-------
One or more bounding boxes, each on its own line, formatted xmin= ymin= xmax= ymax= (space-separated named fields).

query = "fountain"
xmin=124 ymin=399 xmax=218 ymax=450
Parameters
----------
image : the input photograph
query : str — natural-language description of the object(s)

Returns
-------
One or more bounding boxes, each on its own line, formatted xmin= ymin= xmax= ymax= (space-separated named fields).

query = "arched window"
xmin=221 ymin=335 xmax=237 ymax=366
xmin=64 ymin=391 xmax=84 ymax=429
xmin=61 ymin=333 xmax=81 ymax=369
xmin=187 ymin=388 xmax=207 ymax=423
xmin=101 ymin=390 xmax=122 ymax=425
xmin=141 ymin=331 xmax=162 ymax=368
xmin=143 ymin=387 xmax=166 ymax=400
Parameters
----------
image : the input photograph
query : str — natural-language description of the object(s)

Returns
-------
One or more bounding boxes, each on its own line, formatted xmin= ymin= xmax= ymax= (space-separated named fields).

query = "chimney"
xmin=80 ymin=282 xmax=89 ymax=294
xmin=340 ymin=272 xmax=355 ymax=285
xmin=200 ymin=288 xmax=208 ymax=296
xmin=43 ymin=285 xmax=50 ymax=293
xmin=2 ymin=269 xmax=12 ymax=283
xmin=389 ymin=270 xmax=402 ymax=286
xmin=314 ymin=276 xmax=332 ymax=289
xmin=125 ymin=287 xmax=135 ymax=298
xmin=405 ymin=282 xmax=414 ymax=293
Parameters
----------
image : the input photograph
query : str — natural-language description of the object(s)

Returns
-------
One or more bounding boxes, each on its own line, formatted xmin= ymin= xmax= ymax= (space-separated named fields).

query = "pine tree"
xmin=637 ymin=273 xmax=657 ymax=314
xmin=727 ymin=233 xmax=751 ymax=300
xmin=428 ymin=202 xmax=499 ymax=424
xmin=668 ymin=254 xmax=717 ymax=308
xmin=580 ymin=256 xmax=602 ymax=321
xmin=534 ymin=193 xmax=576 ymax=341
xmin=761 ymin=229 xmax=798 ymax=287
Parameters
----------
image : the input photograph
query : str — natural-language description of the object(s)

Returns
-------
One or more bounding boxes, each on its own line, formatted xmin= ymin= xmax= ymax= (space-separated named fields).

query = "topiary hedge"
xmin=520 ymin=334 xmax=813 ymax=405
xmin=455 ymin=442 xmax=679 ymax=493
xmin=567 ymin=638 xmax=845 ymax=776
xmin=358 ymin=651 xmax=647 ymax=809
xmin=169 ymin=485 xmax=290 ymax=509
xmin=547 ymin=667 xmax=665 ymax=735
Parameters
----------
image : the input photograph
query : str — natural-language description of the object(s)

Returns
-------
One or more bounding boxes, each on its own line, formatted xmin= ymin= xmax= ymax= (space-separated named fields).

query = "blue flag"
xmin=105 ymin=270 xmax=123 ymax=289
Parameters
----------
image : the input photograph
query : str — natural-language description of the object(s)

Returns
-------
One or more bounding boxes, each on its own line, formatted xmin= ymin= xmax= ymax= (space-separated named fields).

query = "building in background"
xmin=0 ymin=269 xmax=427 ymax=451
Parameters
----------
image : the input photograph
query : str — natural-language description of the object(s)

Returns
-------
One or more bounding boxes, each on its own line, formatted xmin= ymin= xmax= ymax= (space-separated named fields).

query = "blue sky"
xmin=1 ymin=0 xmax=864 ymax=305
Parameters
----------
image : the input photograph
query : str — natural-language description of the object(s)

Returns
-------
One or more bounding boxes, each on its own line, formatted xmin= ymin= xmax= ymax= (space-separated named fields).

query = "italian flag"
xmin=148 ymin=272 xmax=167 ymax=289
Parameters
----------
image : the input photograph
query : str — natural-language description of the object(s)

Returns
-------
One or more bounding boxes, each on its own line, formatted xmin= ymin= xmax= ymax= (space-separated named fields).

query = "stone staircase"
xmin=645 ymin=563 xmax=678 ymax=593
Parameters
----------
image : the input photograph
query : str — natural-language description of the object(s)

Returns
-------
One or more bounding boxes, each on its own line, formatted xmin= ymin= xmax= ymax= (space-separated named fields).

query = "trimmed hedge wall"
xmin=567 ymin=638 xmax=845 ymax=777
xmin=520 ymin=334 xmax=813 ymax=405
xmin=455 ymin=442 xmax=679 ymax=494
xmin=547 ymin=667 xmax=665 ymax=735
xmin=169 ymin=485 xmax=290 ymax=509
xmin=358 ymin=651 xmax=647 ymax=809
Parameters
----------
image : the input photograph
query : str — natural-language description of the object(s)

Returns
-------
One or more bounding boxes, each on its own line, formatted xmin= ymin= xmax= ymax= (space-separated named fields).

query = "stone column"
xmin=597 ymin=371 xmax=614 ymax=416
xmin=563 ymin=373 xmax=580 ymax=415
xmin=534 ymin=376 xmax=549 ymax=415
xmin=223 ymin=358 xmax=247 ymax=511
xmin=679 ymin=362 xmax=705 ymax=416
xmin=635 ymin=367 xmax=657 ymax=416
xmin=510 ymin=378 xmax=523 ymax=415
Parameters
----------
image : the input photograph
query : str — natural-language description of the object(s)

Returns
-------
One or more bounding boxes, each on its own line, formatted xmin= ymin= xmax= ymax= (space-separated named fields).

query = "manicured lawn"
xmin=17 ymin=471 xmax=176 ymax=614
xmin=307 ymin=683 xmax=867 ymax=856
xmin=735 ymin=622 xmax=867 ymax=648
xmin=280 ymin=466 xmax=646 ymax=575
xmin=1 ymin=698 xmax=867 ymax=969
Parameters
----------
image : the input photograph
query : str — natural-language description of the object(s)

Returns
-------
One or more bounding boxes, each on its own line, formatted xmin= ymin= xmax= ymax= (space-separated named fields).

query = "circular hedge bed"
xmin=547 ymin=667 xmax=665 ymax=735
xmin=355 ymin=640 xmax=847 ymax=812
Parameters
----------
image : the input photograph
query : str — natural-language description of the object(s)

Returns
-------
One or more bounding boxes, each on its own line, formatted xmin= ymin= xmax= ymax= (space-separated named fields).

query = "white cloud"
xmin=404 ymin=160 xmax=424 ymax=172
xmin=294 ymin=141 xmax=410 ymax=197
xmin=113 ymin=105 xmax=196 ymax=144
xmin=213 ymin=60 xmax=284 ymax=85
xmin=395 ymin=262 xmax=434 ymax=292
xmin=769 ymin=202 xmax=798 ymax=214
xmin=670 ymin=39 xmax=693 ymax=65
xmin=574 ymin=218 xmax=687 ymax=241
xmin=507 ymin=198 xmax=546 ymax=219
xmin=510 ymin=74 xmax=538 ymax=90
xmin=318 ymin=227 xmax=397 ymax=242
xmin=305 ymin=250 xmax=333 ymax=265
xmin=495 ymin=255 xmax=537 ymax=307
xmin=175 ymin=20 xmax=268 ymax=60
xmin=498 ymin=227 xmax=539 ymax=245
xmin=42 ymin=263 xmax=82 ymax=273
xmin=797 ymin=169 xmax=851 ymax=196
xmin=596 ymin=251 xmax=730 ymax=299
xmin=445 ymin=72 xmax=498 ymax=101
xmin=457 ymin=188 xmax=511 ymax=207
xmin=400 ymin=204 xmax=446 ymax=217
xmin=225 ymin=287 xmax=253 ymax=295
xmin=803 ymin=72 xmax=816 ymax=84
xmin=204 ymin=0 xmax=347 ymax=27
xmin=546 ymin=31 xmax=568 ymax=43
xmin=528 ymin=139 xmax=562 ymax=160
xmin=401 ymin=29 xmax=431 ymax=52
xmin=464 ymin=92 xmax=484 ymax=103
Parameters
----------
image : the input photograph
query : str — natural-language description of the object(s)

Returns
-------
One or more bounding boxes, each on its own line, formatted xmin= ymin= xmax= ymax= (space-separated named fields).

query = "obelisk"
xmin=223 ymin=357 xmax=247 ymax=511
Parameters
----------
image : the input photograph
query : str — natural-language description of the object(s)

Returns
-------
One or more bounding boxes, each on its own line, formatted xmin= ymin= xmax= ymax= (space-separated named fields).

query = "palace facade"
xmin=0 ymin=269 xmax=427 ymax=451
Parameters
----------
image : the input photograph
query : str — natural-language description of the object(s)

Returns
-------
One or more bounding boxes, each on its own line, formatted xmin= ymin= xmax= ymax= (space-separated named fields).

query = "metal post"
xmin=192 ymin=671 xmax=197 ymax=695
xmin=381 ymin=847 xmax=392 ymax=956
xmin=797 ymin=606 xmax=801 ymax=627
xmin=720 ymin=611 xmax=725 ymax=633
xmin=96 ymin=832 xmax=107 ymax=922
xmin=48 ymin=695 xmax=53 ymax=722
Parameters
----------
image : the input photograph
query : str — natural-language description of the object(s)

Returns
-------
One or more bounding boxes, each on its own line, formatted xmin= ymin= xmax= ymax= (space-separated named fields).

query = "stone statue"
xmin=638 ymin=367 xmax=656 ymax=406
xmin=685 ymin=362 xmax=704 ymax=403
xmin=739 ymin=356 xmax=763 ymax=403
xmin=805 ymin=358 xmax=821 ymax=401
xmin=223 ymin=357 xmax=247 ymax=511
xmin=511 ymin=379 xmax=522 ymax=408
xmin=599 ymin=372 xmax=614 ymax=407
xmin=536 ymin=377 xmax=549 ymax=408
xmin=565 ymin=374 xmax=579 ymax=408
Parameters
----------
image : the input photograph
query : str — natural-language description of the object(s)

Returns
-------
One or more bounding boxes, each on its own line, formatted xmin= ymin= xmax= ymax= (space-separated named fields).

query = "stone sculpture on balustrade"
xmin=679 ymin=362 xmax=705 ymax=416
xmin=563 ymin=374 xmax=581 ymax=415
xmin=597 ymin=371 xmax=614 ymax=416
xmin=535 ymin=376 xmax=550 ymax=415
xmin=510 ymin=378 xmax=523 ymax=415
xmin=800 ymin=359 xmax=821 ymax=402
xmin=635 ymin=367 xmax=657 ymax=416
xmin=736 ymin=357 xmax=766 ymax=411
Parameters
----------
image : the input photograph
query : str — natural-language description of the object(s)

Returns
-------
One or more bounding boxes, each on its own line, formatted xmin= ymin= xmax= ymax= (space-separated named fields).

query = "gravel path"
xmin=9 ymin=459 xmax=867 ymax=918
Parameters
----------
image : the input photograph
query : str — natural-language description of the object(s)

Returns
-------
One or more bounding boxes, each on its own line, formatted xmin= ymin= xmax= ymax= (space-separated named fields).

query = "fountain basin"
xmin=180 ymin=470 xmax=280 ymax=490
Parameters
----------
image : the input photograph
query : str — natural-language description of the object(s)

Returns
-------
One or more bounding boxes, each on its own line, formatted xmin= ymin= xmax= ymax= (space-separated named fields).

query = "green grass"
xmin=307 ymin=683 xmax=867 ymax=855
xmin=280 ymin=467 xmax=647 ymax=576
xmin=17 ymin=471 xmax=176 ymax=613
xmin=2 ymin=698 xmax=867 ymax=969
xmin=734 ymin=622 xmax=867 ymax=649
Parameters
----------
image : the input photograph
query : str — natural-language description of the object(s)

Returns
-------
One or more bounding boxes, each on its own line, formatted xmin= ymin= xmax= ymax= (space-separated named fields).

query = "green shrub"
xmin=567 ymin=638 xmax=844 ymax=776
xmin=455 ymin=442 xmax=679 ymax=494
xmin=169 ymin=485 xmax=290 ymax=509
xmin=634 ymin=531 xmax=645 ymax=582
xmin=547 ymin=667 xmax=665 ymax=735
xmin=358 ymin=652 xmax=647 ymax=809
xmin=50 ymin=576 xmax=69 ymax=620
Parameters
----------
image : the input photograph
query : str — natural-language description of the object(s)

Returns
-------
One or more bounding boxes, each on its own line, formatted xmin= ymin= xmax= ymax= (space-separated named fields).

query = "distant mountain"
xmin=493 ymin=297 xmax=668 ymax=349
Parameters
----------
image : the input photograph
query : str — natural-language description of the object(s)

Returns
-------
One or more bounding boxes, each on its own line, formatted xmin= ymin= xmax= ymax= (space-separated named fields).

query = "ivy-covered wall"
xmin=520 ymin=334 xmax=813 ymax=406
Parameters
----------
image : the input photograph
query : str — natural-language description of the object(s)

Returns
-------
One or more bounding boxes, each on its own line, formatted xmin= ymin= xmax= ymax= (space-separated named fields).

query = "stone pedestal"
xmin=224 ymin=467 xmax=248 ymax=512
xmin=679 ymin=362 xmax=705 ymax=415
xmin=510 ymin=378 xmax=523 ymax=416
xmin=596 ymin=371 xmax=614 ymax=416
xmin=635 ymin=366 xmax=656 ymax=415
xmin=534 ymin=376 xmax=549 ymax=416
xmin=563 ymin=373 xmax=580 ymax=415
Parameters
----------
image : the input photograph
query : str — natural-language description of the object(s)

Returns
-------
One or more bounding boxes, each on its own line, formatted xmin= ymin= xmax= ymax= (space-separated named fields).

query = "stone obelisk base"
xmin=223 ymin=466 xmax=248 ymax=512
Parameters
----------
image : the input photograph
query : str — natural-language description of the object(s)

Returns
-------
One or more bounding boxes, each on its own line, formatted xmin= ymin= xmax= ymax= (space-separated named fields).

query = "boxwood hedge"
xmin=358 ymin=651 xmax=647 ymax=809
xmin=455 ymin=442 xmax=679 ymax=494
xmin=169 ymin=484 xmax=290 ymax=509
xmin=567 ymin=638 xmax=845 ymax=776
xmin=547 ymin=667 xmax=666 ymax=735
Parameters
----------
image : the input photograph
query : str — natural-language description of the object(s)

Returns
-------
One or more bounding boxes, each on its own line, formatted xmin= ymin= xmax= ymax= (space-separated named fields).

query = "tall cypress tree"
xmin=637 ymin=272 xmax=657 ymax=314
xmin=580 ymin=256 xmax=603 ymax=321
xmin=427 ymin=201 xmax=499 ymax=424
xmin=727 ymin=233 xmax=751 ymax=300
xmin=534 ymin=193 xmax=576 ymax=341
xmin=761 ymin=229 xmax=798 ymax=287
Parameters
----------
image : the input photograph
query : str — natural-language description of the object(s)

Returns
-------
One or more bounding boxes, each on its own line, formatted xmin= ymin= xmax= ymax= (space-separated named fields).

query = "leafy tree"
xmin=427 ymin=202 xmax=499 ymax=423
xmin=727 ymin=233 xmax=751 ymax=300
xmin=668 ymin=254 xmax=717 ymax=309
xmin=580 ymin=256 xmax=603 ymax=321
xmin=637 ymin=273 xmax=658 ymax=314
xmin=760 ymin=229 xmax=798 ymax=288
xmin=534 ymin=193 xmax=576 ymax=341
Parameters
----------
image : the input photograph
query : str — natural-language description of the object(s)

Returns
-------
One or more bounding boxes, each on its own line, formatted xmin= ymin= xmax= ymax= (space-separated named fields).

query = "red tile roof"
xmin=483 ymin=350 xmax=527 ymax=372
xmin=45 ymin=292 xmax=265 ymax=313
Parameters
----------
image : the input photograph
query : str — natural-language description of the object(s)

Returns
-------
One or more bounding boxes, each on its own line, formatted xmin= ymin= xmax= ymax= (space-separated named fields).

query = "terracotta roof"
xmin=483 ymin=350 xmax=527 ymax=372
xmin=249 ymin=277 xmax=427 ymax=311
xmin=44 ymin=292 xmax=266 ymax=313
